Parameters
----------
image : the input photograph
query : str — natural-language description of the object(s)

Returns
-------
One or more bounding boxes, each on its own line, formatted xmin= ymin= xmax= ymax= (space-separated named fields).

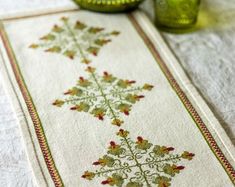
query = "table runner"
xmin=0 ymin=8 xmax=234 ymax=187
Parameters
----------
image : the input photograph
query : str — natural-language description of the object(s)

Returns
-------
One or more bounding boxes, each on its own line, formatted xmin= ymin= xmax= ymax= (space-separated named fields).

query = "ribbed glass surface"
xmin=73 ymin=0 xmax=144 ymax=12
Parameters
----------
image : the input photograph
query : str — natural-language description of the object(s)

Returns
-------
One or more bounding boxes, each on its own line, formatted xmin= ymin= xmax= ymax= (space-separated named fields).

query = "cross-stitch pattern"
xmin=82 ymin=129 xmax=195 ymax=187
xmin=29 ymin=17 xmax=120 ymax=64
xmin=53 ymin=67 xmax=154 ymax=126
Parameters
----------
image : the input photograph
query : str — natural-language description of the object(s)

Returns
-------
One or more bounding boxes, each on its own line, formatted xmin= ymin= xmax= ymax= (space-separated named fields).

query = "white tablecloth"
xmin=0 ymin=0 xmax=234 ymax=186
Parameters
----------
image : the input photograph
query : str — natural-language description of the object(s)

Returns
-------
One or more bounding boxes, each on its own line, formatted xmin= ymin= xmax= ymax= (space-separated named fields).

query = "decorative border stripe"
xmin=128 ymin=13 xmax=235 ymax=183
xmin=0 ymin=24 xmax=64 ymax=187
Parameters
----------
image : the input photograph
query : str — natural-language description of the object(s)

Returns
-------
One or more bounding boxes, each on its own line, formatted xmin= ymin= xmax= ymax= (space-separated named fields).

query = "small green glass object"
xmin=155 ymin=0 xmax=200 ymax=29
xmin=73 ymin=0 xmax=144 ymax=13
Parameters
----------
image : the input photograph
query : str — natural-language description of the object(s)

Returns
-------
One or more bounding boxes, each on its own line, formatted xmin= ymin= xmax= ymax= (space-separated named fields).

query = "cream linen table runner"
xmin=0 ymin=8 xmax=234 ymax=187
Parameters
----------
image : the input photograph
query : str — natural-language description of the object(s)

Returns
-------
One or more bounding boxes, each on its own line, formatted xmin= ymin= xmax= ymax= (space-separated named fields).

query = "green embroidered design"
xmin=53 ymin=67 xmax=153 ymax=126
xmin=29 ymin=17 xmax=119 ymax=64
xmin=82 ymin=129 xmax=195 ymax=187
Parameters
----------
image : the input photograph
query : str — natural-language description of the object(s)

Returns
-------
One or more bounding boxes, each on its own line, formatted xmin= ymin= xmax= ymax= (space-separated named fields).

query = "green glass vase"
xmin=155 ymin=0 xmax=201 ymax=29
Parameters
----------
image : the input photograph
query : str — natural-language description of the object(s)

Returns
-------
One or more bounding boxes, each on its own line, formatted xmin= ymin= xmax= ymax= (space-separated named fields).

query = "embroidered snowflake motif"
xmin=29 ymin=17 xmax=119 ymax=64
xmin=53 ymin=67 xmax=154 ymax=126
xmin=82 ymin=129 xmax=195 ymax=187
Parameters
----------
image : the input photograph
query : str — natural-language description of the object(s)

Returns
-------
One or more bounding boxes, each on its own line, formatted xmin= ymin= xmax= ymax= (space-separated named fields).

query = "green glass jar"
xmin=155 ymin=0 xmax=200 ymax=29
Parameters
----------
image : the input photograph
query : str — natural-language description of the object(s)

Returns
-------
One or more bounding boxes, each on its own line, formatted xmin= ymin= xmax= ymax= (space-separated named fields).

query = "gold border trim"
xmin=0 ymin=24 xmax=64 ymax=187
